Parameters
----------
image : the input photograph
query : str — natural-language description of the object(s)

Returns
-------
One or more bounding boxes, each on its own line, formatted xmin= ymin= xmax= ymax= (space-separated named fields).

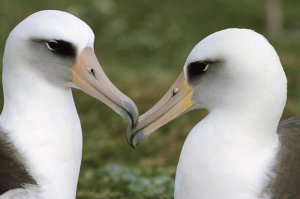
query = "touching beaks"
xmin=127 ymin=72 xmax=195 ymax=148
xmin=71 ymin=47 xmax=138 ymax=128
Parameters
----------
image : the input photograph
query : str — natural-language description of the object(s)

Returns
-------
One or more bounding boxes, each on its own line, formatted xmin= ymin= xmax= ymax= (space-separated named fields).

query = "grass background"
xmin=0 ymin=0 xmax=300 ymax=198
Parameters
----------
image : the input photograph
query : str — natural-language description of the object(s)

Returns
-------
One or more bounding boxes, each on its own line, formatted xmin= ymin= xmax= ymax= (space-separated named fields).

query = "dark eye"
xmin=45 ymin=40 xmax=76 ymax=58
xmin=187 ymin=61 xmax=209 ymax=82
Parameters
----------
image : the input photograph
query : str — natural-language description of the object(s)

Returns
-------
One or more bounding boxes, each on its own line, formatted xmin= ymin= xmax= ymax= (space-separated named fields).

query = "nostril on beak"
xmin=90 ymin=68 xmax=96 ymax=77
xmin=87 ymin=67 xmax=96 ymax=77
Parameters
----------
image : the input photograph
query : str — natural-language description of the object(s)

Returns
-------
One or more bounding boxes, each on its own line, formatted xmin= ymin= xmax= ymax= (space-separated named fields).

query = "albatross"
xmin=128 ymin=29 xmax=300 ymax=199
xmin=0 ymin=10 xmax=138 ymax=199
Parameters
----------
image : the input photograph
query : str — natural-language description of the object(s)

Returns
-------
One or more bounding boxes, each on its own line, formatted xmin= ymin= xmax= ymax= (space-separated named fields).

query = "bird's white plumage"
xmin=0 ymin=10 xmax=95 ymax=199
xmin=0 ymin=185 xmax=39 ymax=199
xmin=175 ymin=29 xmax=287 ymax=199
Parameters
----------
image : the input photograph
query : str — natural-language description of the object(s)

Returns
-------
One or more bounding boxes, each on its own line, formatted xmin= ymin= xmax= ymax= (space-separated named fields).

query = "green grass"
xmin=1 ymin=1 xmax=300 ymax=198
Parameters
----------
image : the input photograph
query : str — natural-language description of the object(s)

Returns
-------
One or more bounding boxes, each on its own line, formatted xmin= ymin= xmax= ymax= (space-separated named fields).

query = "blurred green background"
xmin=0 ymin=0 xmax=300 ymax=198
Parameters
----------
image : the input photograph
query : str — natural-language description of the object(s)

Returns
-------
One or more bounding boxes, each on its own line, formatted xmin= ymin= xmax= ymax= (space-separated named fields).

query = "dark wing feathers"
xmin=0 ymin=115 xmax=298 ymax=197
xmin=264 ymin=115 xmax=300 ymax=199
xmin=0 ymin=130 xmax=36 ymax=195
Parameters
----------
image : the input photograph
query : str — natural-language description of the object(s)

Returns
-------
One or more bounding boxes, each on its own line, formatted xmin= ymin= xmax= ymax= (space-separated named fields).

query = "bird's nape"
xmin=127 ymin=28 xmax=295 ymax=199
xmin=0 ymin=10 xmax=138 ymax=199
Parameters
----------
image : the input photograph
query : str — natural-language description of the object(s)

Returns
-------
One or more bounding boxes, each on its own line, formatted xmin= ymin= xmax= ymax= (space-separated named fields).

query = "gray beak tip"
xmin=127 ymin=128 xmax=147 ymax=149
xmin=126 ymin=127 xmax=137 ymax=149
xmin=122 ymin=100 xmax=139 ymax=129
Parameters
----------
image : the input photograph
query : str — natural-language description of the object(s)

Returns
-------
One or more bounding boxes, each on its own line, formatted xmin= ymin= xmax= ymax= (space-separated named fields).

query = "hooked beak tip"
xmin=122 ymin=99 xmax=139 ymax=129
xmin=127 ymin=128 xmax=147 ymax=149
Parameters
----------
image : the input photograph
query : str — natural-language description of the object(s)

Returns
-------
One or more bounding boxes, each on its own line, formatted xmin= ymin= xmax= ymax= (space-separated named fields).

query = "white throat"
xmin=0 ymin=60 xmax=82 ymax=199
xmin=175 ymin=107 xmax=281 ymax=199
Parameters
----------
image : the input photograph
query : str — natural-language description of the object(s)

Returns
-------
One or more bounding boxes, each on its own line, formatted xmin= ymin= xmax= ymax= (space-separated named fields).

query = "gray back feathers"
xmin=263 ymin=115 xmax=300 ymax=198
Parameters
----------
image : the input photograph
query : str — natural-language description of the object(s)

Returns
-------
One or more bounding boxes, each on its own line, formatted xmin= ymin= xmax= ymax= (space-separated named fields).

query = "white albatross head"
xmin=3 ymin=10 xmax=138 ymax=127
xmin=128 ymin=28 xmax=287 ymax=147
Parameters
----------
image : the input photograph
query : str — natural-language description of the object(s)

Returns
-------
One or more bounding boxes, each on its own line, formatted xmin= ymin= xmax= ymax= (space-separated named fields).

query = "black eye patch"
xmin=45 ymin=40 xmax=76 ymax=58
xmin=32 ymin=39 xmax=76 ymax=59
xmin=187 ymin=61 xmax=209 ymax=83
